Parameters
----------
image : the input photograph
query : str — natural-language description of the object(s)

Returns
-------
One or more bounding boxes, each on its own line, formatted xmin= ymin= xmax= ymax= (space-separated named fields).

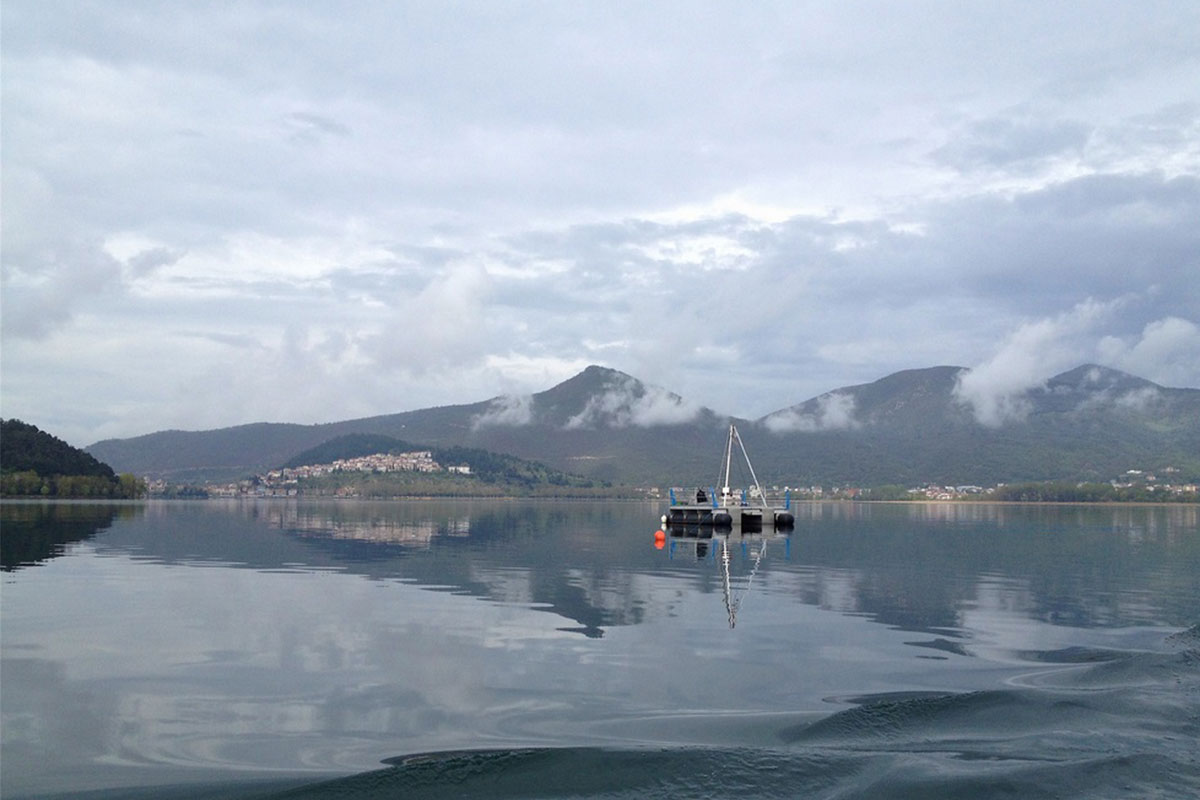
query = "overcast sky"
xmin=2 ymin=1 xmax=1199 ymax=446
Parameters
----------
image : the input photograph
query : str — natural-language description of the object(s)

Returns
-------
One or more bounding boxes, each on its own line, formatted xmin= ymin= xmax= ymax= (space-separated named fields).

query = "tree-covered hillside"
xmin=3 ymin=419 xmax=116 ymax=478
xmin=1 ymin=419 xmax=144 ymax=498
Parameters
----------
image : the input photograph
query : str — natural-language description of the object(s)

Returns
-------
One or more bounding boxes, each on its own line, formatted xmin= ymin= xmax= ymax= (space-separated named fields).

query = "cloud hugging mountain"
xmin=87 ymin=364 xmax=1200 ymax=487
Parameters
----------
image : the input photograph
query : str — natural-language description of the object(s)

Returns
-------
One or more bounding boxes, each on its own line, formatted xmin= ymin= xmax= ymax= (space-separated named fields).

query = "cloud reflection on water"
xmin=2 ymin=500 xmax=1197 ymax=795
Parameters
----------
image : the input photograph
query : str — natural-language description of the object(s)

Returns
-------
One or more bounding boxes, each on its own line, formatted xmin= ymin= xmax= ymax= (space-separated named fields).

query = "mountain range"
xmin=86 ymin=364 xmax=1200 ymax=486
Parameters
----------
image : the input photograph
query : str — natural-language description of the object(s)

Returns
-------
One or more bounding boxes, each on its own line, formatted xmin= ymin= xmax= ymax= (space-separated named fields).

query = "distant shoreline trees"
xmin=988 ymin=481 xmax=1196 ymax=503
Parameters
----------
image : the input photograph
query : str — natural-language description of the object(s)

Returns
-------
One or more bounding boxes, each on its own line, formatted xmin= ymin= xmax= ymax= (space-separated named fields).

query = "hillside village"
xmin=198 ymin=451 xmax=472 ymax=497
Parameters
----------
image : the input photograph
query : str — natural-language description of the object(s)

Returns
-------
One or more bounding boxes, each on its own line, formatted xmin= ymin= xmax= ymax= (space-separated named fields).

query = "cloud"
xmin=283 ymin=111 xmax=352 ymax=144
xmin=123 ymin=246 xmax=185 ymax=278
xmin=952 ymin=301 xmax=1200 ymax=426
xmin=3 ymin=3 xmax=1199 ymax=446
xmin=1064 ymin=367 xmax=1165 ymax=413
xmin=471 ymin=394 xmax=534 ymax=429
xmin=1098 ymin=317 xmax=1200 ymax=388
xmin=366 ymin=262 xmax=495 ymax=374
xmin=0 ymin=239 xmax=124 ymax=340
xmin=953 ymin=299 xmax=1120 ymax=426
xmin=933 ymin=114 xmax=1091 ymax=172
xmin=1114 ymin=386 xmax=1163 ymax=411
xmin=470 ymin=372 xmax=705 ymax=431
xmin=762 ymin=392 xmax=860 ymax=433
xmin=566 ymin=377 xmax=701 ymax=429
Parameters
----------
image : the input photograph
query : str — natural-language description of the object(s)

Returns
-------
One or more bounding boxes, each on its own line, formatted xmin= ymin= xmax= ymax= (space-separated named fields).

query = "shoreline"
xmin=3 ymin=495 xmax=1197 ymax=507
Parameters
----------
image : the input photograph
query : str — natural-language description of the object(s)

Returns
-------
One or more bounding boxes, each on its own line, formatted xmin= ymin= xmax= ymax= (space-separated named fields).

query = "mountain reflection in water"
xmin=1 ymin=499 xmax=1197 ymax=798
xmin=0 ymin=502 xmax=134 ymax=570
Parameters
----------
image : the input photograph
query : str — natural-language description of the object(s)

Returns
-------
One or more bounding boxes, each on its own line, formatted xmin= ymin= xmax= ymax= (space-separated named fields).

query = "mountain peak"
xmin=758 ymin=365 xmax=970 ymax=431
xmin=536 ymin=365 xmax=640 ymax=408
xmin=548 ymin=364 xmax=634 ymax=389
xmin=529 ymin=365 xmax=704 ymax=430
xmin=1046 ymin=364 xmax=1158 ymax=393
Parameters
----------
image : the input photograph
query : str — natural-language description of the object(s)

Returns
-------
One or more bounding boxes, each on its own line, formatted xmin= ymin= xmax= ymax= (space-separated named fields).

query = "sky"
xmin=2 ymin=1 xmax=1199 ymax=447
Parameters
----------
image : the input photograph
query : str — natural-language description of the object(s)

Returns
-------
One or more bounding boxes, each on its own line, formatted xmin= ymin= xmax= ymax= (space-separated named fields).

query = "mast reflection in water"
xmin=661 ymin=527 xmax=792 ymax=628
xmin=2 ymin=499 xmax=1197 ymax=799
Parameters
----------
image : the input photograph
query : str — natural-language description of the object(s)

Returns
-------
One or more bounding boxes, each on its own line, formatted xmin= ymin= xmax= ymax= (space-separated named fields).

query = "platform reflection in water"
xmin=1 ymin=499 xmax=1197 ymax=798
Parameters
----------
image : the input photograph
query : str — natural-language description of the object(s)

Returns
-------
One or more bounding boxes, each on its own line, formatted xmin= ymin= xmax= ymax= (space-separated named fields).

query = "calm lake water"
xmin=2 ymin=499 xmax=1198 ymax=798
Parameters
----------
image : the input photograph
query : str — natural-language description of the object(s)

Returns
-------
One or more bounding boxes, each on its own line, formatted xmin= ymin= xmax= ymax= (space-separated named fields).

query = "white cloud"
xmin=366 ymin=262 xmax=495 ymax=374
xmin=1066 ymin=368 xmax=1165 ymax=413
xmin=565 ymin=378 xmax=701 ymax=429
xmin=1098 ymin=317 xmax=1200 ymax=388
xmin=630 ymin=233 xmax=756 ymax=272
xmin=953 ymin=303 xmax=1200 ymax=426
xmin=1114 ymin=386 xmax=1163 ymax=411
xmin=0 ymin=238 xmax=124 ymax=340
xmin=953 ymin=299 xmax=1120 ymax=426
xmin=763 ymin=392 xmax=860 ymax=433
xmin=623 ymin=386 xmax=705 ymax=427
xmin=471 ymin=395 xmax=534 ymax=429
xmin=2 ymin=2 xmax=1199 ymax=445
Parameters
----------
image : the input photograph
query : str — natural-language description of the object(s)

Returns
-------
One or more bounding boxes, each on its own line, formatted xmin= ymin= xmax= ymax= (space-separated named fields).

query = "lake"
xmin=2 ymin=499 xmax=1198 ymax=798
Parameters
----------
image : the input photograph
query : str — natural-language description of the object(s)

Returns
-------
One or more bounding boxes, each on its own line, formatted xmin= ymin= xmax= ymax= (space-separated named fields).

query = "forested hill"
xmin=1 ymin=419 xmax=144 ymax=498
xmin=2 ymin=419 xmax=115 ymax=479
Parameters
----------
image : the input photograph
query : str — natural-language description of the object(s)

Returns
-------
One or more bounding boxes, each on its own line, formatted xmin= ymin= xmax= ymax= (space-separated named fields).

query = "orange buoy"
xmin=654 ymin=529 xmax=666 ymax=549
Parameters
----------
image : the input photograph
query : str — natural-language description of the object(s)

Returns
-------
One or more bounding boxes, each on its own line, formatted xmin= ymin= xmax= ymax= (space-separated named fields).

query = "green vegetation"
xmin=153 ymin=484 xmax=212 ymax=499
xmin=0 ymin=470 xmax=145 ymax=498
xmin=3 ymin=418 xmax=117 ymax=478
xmin=429 ymin=445 xmax=601 ymax=491
xmin=855 ymin=485 xmax=915 ymax=501
xmin=1 ymin=419 xmax=145 ymax=498
xmin=990 ymin=481 xmax=1198 ymax=503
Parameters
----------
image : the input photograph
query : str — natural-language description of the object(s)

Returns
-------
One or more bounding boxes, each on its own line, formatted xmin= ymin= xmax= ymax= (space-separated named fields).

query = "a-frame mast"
xmin=721 ymin=424 xmax=767 ymax=508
